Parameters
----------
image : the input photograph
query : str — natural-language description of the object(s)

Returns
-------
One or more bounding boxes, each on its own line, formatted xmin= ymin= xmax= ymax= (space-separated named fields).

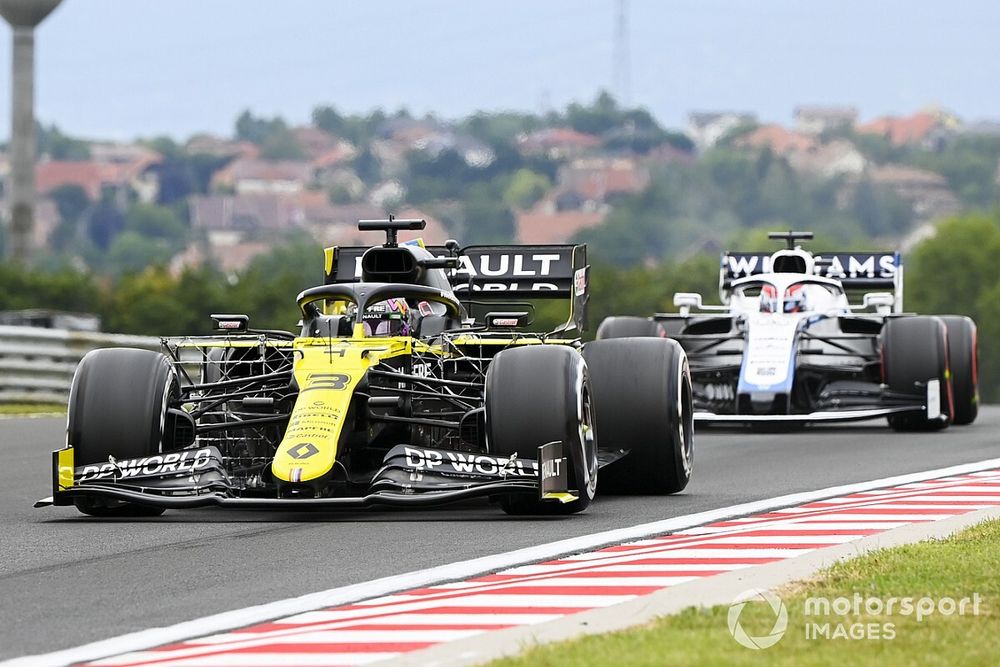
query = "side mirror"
xmin=862 ymin=292 xmax=894 ymax=314
xmin=211 ymin=313 xmax=249 ymax=332
xmin=673 ymin=292 xmax=703 ymax=317
xmin=485 ymin=311 xmax=531 ymax=329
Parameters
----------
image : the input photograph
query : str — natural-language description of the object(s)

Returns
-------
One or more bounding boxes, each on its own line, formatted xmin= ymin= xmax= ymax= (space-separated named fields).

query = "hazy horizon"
xmin=0 ymin=0 xmax=996 ymax=141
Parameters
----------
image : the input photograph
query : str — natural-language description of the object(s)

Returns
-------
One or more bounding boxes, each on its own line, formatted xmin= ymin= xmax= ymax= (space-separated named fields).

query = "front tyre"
xmin=883 ymin=316 xmax=952 ymax=431
xmin=583 ymin=338 xmax=693 ymax=494
xmin=485 ymin=346 xmax=596 ymax=515
xmin=68 ymin=348 xmax=178 ymax=517
xmin=940 ymin=315 xmax=978 ymax=425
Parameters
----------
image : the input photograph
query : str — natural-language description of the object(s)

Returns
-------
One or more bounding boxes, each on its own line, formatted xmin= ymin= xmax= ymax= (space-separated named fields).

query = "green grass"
xmin=0 ymin=403 xmax=66 ymax=415
xmin=492 ymin=519 xmax=1000 ymax=667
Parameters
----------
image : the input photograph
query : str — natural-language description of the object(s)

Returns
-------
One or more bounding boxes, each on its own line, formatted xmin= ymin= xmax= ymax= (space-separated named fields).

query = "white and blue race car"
xmin=597 ymin=232 xmax=978 ymax=429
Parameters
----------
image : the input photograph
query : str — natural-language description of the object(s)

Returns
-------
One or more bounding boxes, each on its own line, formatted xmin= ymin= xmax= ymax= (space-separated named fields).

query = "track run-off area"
xmin=1 ymin=408 xmax=998 ymax=664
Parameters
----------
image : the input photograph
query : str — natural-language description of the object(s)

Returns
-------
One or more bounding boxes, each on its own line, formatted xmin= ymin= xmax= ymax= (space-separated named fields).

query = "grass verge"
xmin=492 ymin=519 xmax=1000 ymax=667
xmin=0 ymin=403 xmax=66 ymax=415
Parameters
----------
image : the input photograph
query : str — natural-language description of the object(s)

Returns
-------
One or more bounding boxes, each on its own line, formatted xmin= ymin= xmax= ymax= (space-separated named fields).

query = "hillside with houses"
xmin=4 ymin=93 xmax=1000 ymax=277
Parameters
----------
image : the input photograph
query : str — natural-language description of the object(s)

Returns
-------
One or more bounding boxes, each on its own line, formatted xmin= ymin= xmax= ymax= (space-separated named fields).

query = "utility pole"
xmin=613 ymin=0 xmax=630 ymax=106
xmin=0 ymin=0 xmax=63 ymax=264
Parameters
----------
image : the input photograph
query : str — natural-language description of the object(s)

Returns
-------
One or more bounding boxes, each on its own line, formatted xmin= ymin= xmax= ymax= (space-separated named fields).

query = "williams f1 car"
xmin=597 ymin=231 xmax=978 ymax=429
xmin=39 ymin=218 xmax=694 ymax=517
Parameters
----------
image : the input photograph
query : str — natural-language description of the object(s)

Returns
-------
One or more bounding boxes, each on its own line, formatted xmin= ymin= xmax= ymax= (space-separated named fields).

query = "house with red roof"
xmin=736 ymin=125 xmax=817 ymax=155
xmin=210 ymin=158 xmax=313 ymax=195
xmin=517 ymin=128 xmax=602 ymax=160
xmin=856 ymin=111 xmax=957 ymax=147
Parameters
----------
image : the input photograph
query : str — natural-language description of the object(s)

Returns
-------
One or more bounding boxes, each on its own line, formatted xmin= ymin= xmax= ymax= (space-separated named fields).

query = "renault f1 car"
xmin=597 ymin=231 xmax=978 ymax=429
xmin=38 ymin=218 xmax=694 ymax=517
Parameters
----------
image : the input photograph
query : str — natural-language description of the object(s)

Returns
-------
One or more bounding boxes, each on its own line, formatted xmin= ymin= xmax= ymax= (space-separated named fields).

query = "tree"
xmin=906 ymin=212 xmax=1000 ymax=400
xmin=49 ymin=184 xmax=90 ymax=223
xmin=565 ymin=90 xmax=621 ymax=135
xmin=103 ymin=266 xmax=192 ymax=334
xmin=312 ymin=105 xmax=386 ymax=146
xmin=125 ymin=204 xmax=188 ymax=249
xmin=259 ymin=125 xmax=306 ymax=160
xmin=106 ymin=231 xmax=175 ymax=276
xmin=502 ymin=169 xmax=550 ymax=210
xmin=459 ymin=182 xmax=514 ymax=244
xmin=36 ymin=123 xmax=90 ymax=160
xmin=234 ymin=111 xmax=304 ymax=159
xmin=86 ymin=199 xmax=126 ymax=251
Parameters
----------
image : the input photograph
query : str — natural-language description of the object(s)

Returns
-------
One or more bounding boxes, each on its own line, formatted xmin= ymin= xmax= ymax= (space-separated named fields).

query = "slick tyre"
xmin=940 ymin=315 xmax=978 ymax=425
xmin=68 ymin=348 xmax=178 ymax=517
xmin=596 ymin=316 xmax=665 ymax=340
xmin=883 ymin=316 xmax=952 ymax=431
xmin=485 ymin=346 xmax=597 ymax=515
xmin=583 ymin=338 xmax=693 ymax=494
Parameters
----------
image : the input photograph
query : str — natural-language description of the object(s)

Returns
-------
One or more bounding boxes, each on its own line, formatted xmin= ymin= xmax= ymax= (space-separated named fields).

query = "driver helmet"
xmin=784 ymin=284 xmax=808 ymax=313
xmin=362 ymin=298 xmax=411 ymax=337
xmin=760 ymin=284 xmax=779 ymax=313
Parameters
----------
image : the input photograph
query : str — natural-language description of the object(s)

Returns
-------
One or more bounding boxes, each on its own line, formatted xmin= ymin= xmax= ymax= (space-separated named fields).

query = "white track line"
xmin=6 ymin=456 xmax=1000 ymax=667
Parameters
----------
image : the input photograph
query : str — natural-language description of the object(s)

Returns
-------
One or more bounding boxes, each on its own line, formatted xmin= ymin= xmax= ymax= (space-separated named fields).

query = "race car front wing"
xmin=35 ymin=442 xmax=576 ymax=511
xmin=694 ymin=379 xmax=943 ymax=425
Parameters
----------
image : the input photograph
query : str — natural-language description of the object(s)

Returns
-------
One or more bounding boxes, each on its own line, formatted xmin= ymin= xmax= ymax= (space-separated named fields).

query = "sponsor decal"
xmin=574 ymin=267 xmax=587 ymax=296
xmin=287 ymin=443 xmax=319 ymax=460
xmin=490 ymin=317 xmax=520 ymax=327
xmin=738 ymin=314 xmax=799 ymax=393
xmin=284 ymin=403 xmax=344 ymax=442
xmin=77 ymin=447 xmax=215 ymax=482
xmin=539 ymin=441 xmax=569 ymax=496
xmin=724 ymin=252 xmax=899 ymax=283
xmin=401 ymin=446 xmax=537 ymax=478
xmin=335 ymin=245 xmax=577 ymax=294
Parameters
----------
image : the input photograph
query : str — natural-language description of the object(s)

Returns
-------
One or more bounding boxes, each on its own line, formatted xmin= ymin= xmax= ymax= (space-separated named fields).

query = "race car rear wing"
xmin=719 ymin=251 xmax=904 ymax=312
xmin=323 ymin=242 xmax=590 ymax=332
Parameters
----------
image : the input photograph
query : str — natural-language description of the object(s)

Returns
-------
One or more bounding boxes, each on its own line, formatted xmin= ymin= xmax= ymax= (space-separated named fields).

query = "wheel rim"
xmin=678 ymin=359 xmax=694 ymax=477
xmin=578 ymin=384 xmax=598 ymax=499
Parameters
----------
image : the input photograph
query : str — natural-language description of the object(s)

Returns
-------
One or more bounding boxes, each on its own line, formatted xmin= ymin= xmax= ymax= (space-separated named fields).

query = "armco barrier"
xmin=0 ymin=325 xmax=161 ymax=404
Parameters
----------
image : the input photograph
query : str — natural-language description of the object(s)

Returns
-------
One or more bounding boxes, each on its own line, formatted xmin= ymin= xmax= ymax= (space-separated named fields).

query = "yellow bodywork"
xmin=57 ymin=447 xmax=74 ymax=490
xmin=271 ymin=336 xmax=413 ymax=483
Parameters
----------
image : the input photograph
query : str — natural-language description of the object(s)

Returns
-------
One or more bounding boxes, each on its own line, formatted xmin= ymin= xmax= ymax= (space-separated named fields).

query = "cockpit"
xmin=732 ymin=279 xmax=845 ymax=315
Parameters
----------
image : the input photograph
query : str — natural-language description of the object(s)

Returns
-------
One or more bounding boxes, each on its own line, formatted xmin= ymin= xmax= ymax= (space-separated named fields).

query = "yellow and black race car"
xmin=38 ymin=218 xmax=694 ymax=517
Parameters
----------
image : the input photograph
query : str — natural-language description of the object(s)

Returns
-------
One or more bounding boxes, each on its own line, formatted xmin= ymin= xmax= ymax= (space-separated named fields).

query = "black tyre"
xmin=583 ymin=338 xmax=693 ymax=494
xmin=485 ymin=346 xmax=596 ymax=515
xmin=882 ymin=316 xmax=952 ymax=431
xmin=596 ymin=316 xmax=665 ymax=340
xmin=68 ymin=348 xmax=178 ymax=517
xmin=940 ymin=315 xmax=978 ymax=425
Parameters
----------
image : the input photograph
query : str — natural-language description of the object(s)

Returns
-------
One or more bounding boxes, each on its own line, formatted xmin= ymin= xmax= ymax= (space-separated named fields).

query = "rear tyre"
xmin=596 ymin=316 xmax=665 ymax=340
xmin=69 ymin=348 xmax=178 ymax=517
xmin=940 ymin=315 xmax=978 ymax=425
xmin=485 ymin=346 xmax=596 ymax=515
xmin=883 ymin=316 xmax=952 ymax=431
xmin=583 ymin=338 xmax=693 ymax=494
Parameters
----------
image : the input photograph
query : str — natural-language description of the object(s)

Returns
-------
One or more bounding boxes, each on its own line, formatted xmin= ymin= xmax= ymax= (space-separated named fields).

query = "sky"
xmin=0 ymin=0 xmax=997 ymax=141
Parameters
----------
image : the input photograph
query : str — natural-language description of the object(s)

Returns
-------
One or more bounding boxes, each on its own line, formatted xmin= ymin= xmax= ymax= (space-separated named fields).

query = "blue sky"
xmin=0 ymin=0 xmax=996 ymax=140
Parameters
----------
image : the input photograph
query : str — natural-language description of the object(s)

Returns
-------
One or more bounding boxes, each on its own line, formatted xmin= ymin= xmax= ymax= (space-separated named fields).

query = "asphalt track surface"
xmin=1 ymin=409 xmax=998 ymax=661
